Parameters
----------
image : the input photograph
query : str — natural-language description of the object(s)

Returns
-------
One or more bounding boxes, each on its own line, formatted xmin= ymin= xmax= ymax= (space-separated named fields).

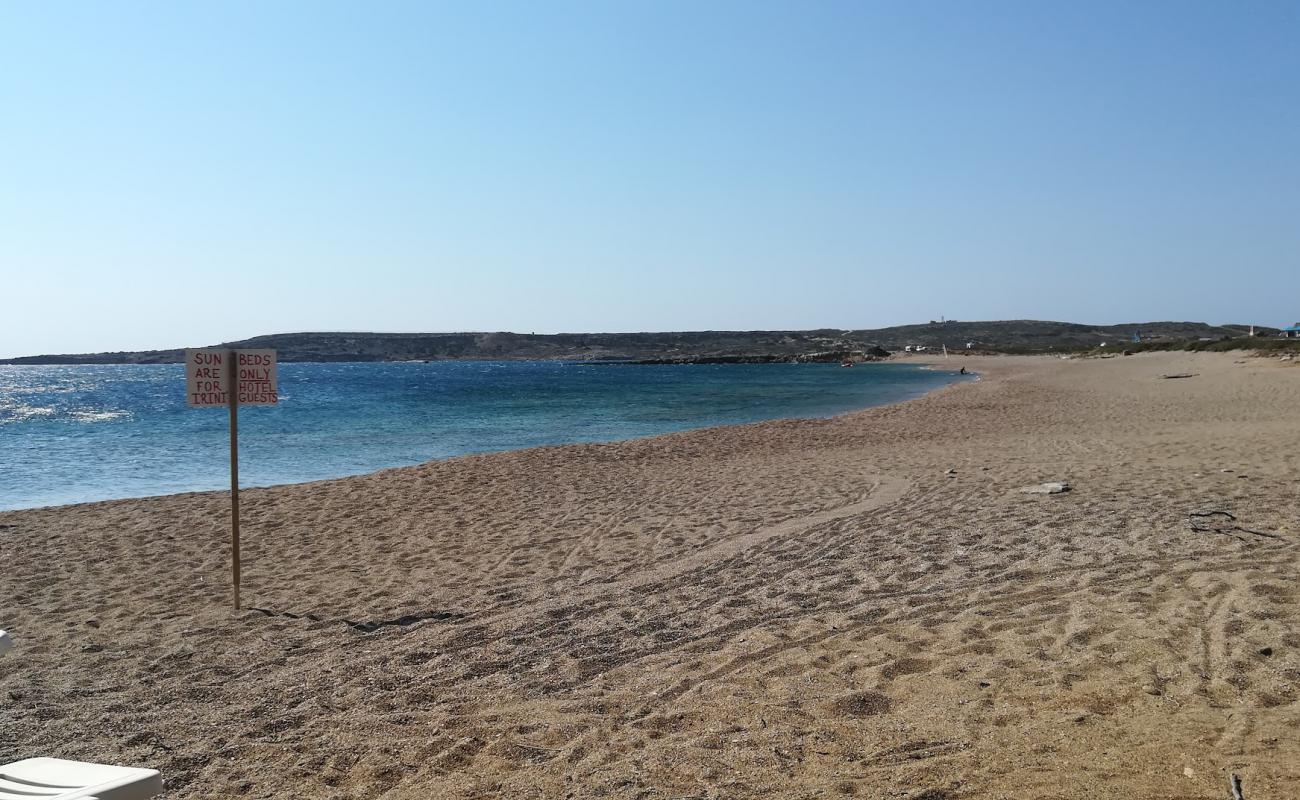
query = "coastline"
xmin=1 ymin=361 xmax=968 ymax=513
xmin=4 ymin=352 xmax=1300 ymax=797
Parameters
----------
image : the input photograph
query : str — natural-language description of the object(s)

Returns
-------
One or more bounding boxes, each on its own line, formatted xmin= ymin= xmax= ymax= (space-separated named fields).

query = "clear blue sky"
xmin=2 ymin=1 xmax=1297 ymax=357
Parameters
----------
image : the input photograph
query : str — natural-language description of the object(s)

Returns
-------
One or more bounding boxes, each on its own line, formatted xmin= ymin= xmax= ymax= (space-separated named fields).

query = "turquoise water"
xmin=0 ymin=361 xmax=968 ymax=510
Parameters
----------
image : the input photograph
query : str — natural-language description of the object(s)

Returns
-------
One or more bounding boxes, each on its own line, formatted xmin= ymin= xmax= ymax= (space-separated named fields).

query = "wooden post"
xmin=227 ymin=350 xmax=241 ymax=611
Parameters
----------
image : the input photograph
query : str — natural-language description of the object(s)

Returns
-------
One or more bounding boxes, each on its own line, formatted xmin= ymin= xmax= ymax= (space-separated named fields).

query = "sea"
xmin=0 ymin=361 xmax=970 ymax=510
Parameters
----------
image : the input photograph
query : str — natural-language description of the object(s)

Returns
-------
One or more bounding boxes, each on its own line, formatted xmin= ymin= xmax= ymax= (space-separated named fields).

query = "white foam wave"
xmin=0 ymin=403 xmax=56 ymax=423
xmin=69 ymin=409 xmax=132 ymax=423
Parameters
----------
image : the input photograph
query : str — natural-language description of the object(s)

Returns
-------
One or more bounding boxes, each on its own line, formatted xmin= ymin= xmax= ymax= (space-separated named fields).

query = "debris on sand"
xmin=1160 ymin=373 xmax=1199 ymax=379
xmin=1187 ymin=510 xmax=1281 ymax=542
xmin=1020 ymin=482 xmax=1070 ymax=494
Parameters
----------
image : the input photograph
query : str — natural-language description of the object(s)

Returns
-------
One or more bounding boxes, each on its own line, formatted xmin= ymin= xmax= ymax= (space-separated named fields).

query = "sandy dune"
xmin=3 ymin=352 xmax=1299 ymax=799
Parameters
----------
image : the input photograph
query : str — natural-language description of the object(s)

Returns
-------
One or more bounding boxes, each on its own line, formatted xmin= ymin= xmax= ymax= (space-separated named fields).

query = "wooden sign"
xmin=184 ymin=347 xmax=278 ymax=610
xmin=186 ymin=349 xmax=277 ymax=406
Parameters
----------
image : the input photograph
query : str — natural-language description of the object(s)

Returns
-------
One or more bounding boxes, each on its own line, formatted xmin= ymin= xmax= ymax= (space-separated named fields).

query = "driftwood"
xmin=1161 ymin=372 xmax=1199 ymax=379
xmin=1188 ymin=511 xmax=1282 ymax=542
xmin=1229 ymin=772 xmax=1244 ymax=800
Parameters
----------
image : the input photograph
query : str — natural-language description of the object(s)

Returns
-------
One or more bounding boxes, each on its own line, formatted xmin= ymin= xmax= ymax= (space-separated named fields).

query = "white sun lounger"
xmin=0 ymin=758 xmax=161 ymax=799
xmin=0 ymin=637 xmax=162 ymax=799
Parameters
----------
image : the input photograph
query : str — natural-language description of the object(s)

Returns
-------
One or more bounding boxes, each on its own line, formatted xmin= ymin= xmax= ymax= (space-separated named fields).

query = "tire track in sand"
xmin=462 ymin=475 xmax=911 ymax=633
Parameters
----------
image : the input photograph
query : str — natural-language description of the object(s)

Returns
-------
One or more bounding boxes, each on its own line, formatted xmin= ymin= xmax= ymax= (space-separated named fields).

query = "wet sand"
xmin=3 ymin=352 xmax=1299 ymax=798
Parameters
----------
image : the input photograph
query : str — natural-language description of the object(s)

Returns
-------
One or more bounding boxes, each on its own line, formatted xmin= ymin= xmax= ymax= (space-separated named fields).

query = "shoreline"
xmin=1 ymin=361 xmax=971 ymax=514
xmin=5 ymin=352 xmax=1299 ymax=797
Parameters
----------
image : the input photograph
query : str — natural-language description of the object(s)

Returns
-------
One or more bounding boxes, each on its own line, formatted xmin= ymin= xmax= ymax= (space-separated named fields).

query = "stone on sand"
xmin=1020 ymin=481 xmax=1070 ymax=494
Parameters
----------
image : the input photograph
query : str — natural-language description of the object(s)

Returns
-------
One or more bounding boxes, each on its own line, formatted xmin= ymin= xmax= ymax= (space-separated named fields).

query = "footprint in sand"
xmin=831 ymin=690 xmax=893 ymax=717
xmin=880 ymin=656 xmax=932 ymax=680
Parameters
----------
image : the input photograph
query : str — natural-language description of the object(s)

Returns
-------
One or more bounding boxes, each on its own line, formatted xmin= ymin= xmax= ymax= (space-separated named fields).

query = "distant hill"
xmin=0 ymin=321 xmax=1277 ymax=365
xmin=856 ymin=320 xmax=1275 ymax=352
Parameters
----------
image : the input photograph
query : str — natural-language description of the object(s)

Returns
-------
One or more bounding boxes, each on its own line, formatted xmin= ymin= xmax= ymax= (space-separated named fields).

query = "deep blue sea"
xmin=0 ymin=361 xmax=968 ymax=510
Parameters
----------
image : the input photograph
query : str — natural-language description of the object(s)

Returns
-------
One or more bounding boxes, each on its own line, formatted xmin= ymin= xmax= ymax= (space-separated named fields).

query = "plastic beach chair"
xmin=0 ymin=637 xmax=163 ymax=799
xmin=0 ymin=758 xmax=162 ymax=799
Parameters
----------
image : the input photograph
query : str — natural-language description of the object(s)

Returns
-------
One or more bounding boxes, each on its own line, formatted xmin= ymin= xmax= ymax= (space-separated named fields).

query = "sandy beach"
xmin=3 ymin=352 xmax=1299 ymax=799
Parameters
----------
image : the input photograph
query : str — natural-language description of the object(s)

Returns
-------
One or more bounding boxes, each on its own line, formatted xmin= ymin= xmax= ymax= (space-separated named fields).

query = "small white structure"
xmin=0 ymin=758 xmax=161 ymax=799
xmin=0 ymin=630 xmax=12 ymax=657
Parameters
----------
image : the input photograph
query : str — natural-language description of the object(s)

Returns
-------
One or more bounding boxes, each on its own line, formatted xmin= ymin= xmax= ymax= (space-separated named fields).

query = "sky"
xmin=2 ymin=1 xmax=1297 ymax=358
